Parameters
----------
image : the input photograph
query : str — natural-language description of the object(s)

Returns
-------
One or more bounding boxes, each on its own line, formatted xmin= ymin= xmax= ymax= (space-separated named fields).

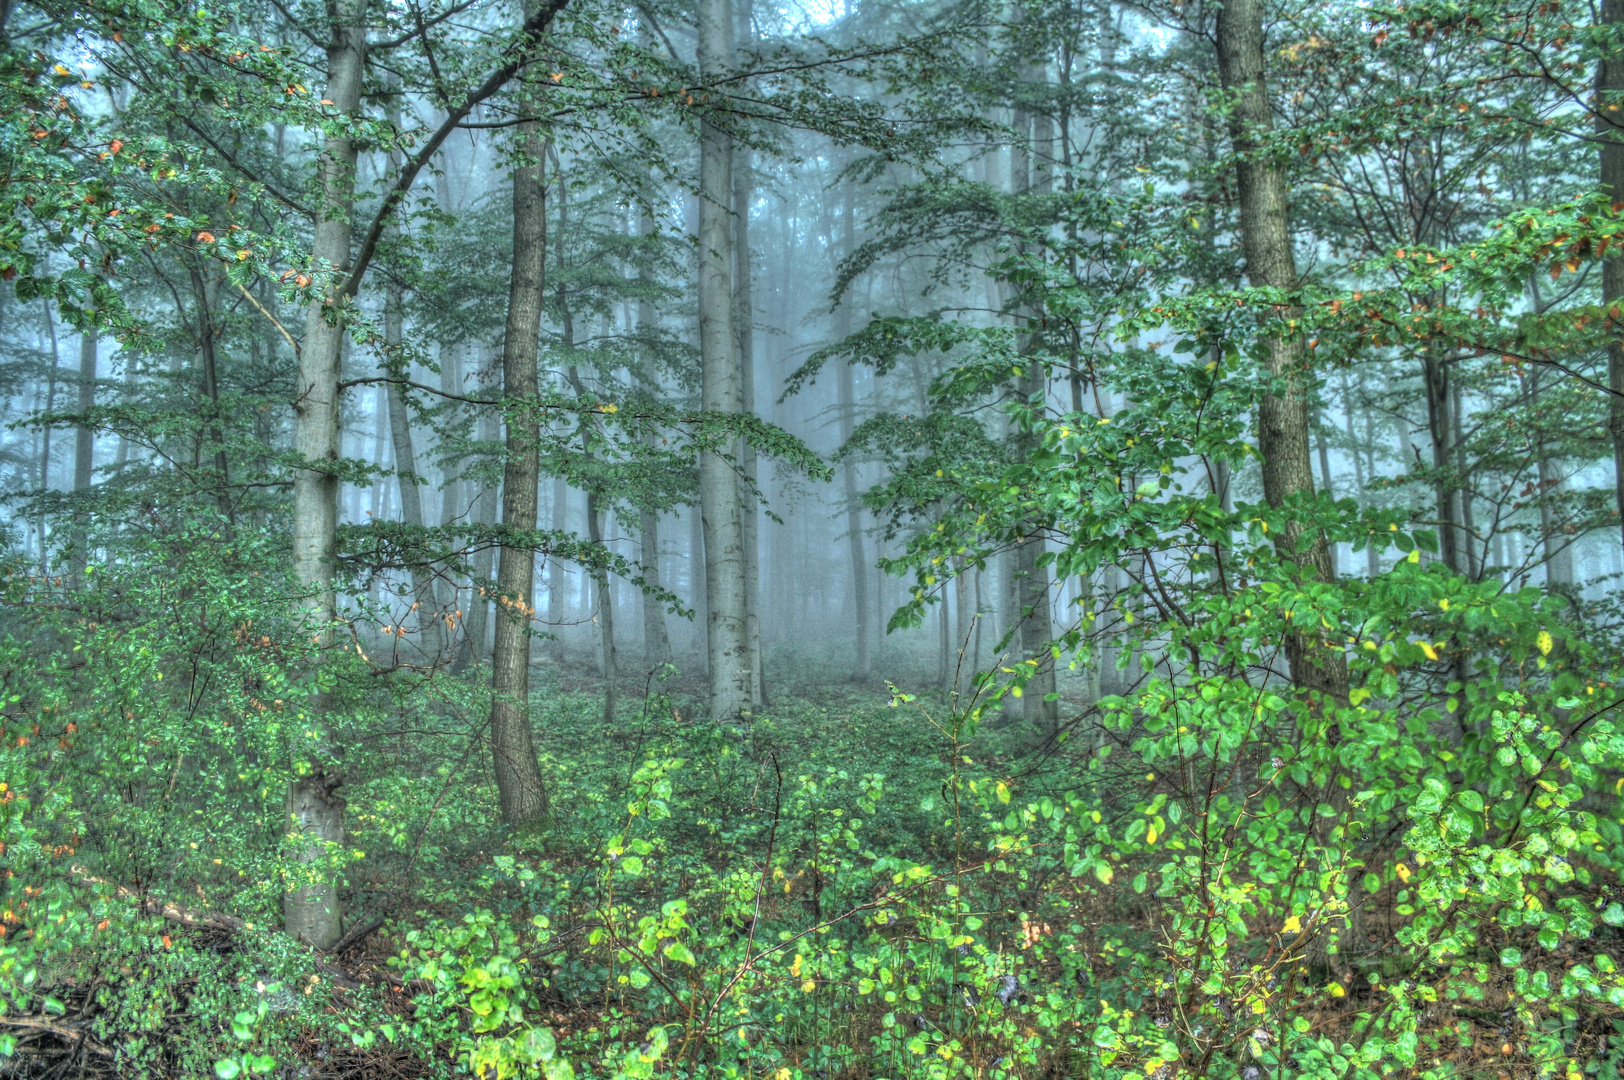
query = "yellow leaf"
xmin=1407 ymin=548 xmax=1421 ymax=564
xmin=1396 ymin=863 xmax=1411 ymax=883
xmin=1146 ymin=826 xmax=1158 ymax=845
xmin=1328 ymin=982 xmax=1346 ymax=997
xmin=996 ymin=781 xmax=1011 ymax=804
xmin=1439 ymin=598 xmax=1450 ymax=611
xmin=791 ymin=954 xmax=803 ymax=977
xmin=1537 ymin=631 xmax=1553 ymax=656
xmin=1282 ymin=915 xmax=1302 ymax=934
xmin=1420 ymin=641 xmax=1439 ymax=661
xmin=801 ymin=979 xmax=816 ymax=993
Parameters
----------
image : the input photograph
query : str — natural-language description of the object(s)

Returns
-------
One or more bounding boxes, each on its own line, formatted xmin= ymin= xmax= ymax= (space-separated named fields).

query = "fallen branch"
xmin=328 ymin=914 xmax=385 ymax=957
xmin=71 ymin=866 xmax=246 ymax=932
xmin=0 ymin=1015 xmax=115 ymax=1058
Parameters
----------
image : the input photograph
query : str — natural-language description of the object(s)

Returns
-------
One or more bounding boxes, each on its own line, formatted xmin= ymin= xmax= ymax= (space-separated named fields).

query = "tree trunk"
xmin=68 ymin=326 xmax=97 ymax=581
xmin=635 ymin=210 xmax=673 ymax=667
xmin=735 ymin=141 xmax=765 ymax=708
xmin=285 ymin=0 xmax=364 ymax=949
xmin=1599 ymin=0 xmax=1624 ymax=551
xmin=437 ymin=343 xmax=467 ymax=656
xmin=37 ymin=300 xmax=59 ymax=575
xmin=1421 ymin=351 xmax=1460 ymax=572
xmin=836 ymin=184 xmax=872 ymax=681
xmin=189 ymin=267 xmax=234 ymax=523
xmin=548 ymin=477 xmax=568 ymax=661
xmin=1216 ymin=0 xmax=1354 ymax=979
xmin=380 ymin=97 xmax=445 ymax=665
xmin=588 ymin=493 xmax=618 ymax=723
xmin=1215 ymin=0 xmax=1349 ymax=708
xmin=1012 ymin=81 xmax=1058 ymax=732
xmin=639 ymin=509 xmax=671 ymax=663
xmin=1313 ymin=407 xmax=1336 ymax=577
xmin=689 ymin=504 xmax=708 ymax=674
xmin=460 ymin=367 xmax=500 ymax=672
xmin=697 ymin=0 xmax=751 ymax=721
xmin=74 ymin=330 xmax=95 ymax=496
xmin=486 ymin=72 xmax=551 ymax=831
xmin=384 ymin=295 xmax=446 ymax=666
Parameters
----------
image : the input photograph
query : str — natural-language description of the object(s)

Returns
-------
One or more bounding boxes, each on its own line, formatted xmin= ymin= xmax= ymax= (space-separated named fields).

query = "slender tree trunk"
xmin=588 ymin=493 xmax=618 ymax=723
xmin=952 ymin=555 xmax=971 ymax=701
xmin=377 ymin=97 xmax=445 ymax=664
xmin=437 ymin=344 xmax=465 ymax=534
xmin=697 ymin=0 xmax=750 ymax=721
xmin=285 ymin=0 xmax=364 ymax=949
xmin=74 ymin=330 xmax=95 ymax=496
xmin=1314 ymin=407 xmax=1336 ymax=576
xmin=188 ymin=267 xmax=233 ymax=522
xmin=486 ymin=72 xmax=551 ymax=830
xmin=549 ymin=477 xmax=568 ymax=661
xmin=1599 ymin=0 xmax=1624 ymax=550
xmin=68 ymin=326 xmax=97 ymax=582
xmin=634 ymin=210 xmax=673 ymax=667
xmin=836 ymin=184 xmax=872 ymax=681
xmin=38 ymin=301 xmax=59 ymax=574
xmin=1216 ymin=0 xmax=1355 ymax=979
xmin=689 ymin=504 xmax=708 ymax=674
xmin=384 ymin=276 xmax=447 ymax=663
xmin=1011 ymin=80 xmax=1058 ymax=732
xmin=1215 ymin=0 xmax=1349 ymax=708
xmin=735 ymin=142 xmax=765 ymax=708
xmin=460 ymin=366 xmax=501 ymax=671
xmin=1421 ymin=351 xmax=1461 ymax=572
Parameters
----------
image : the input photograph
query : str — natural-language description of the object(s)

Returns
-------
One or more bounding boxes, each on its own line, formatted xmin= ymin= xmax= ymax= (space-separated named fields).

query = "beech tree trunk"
xmin=384 ymin=279 xmax=447 ymax=663
xmin=697 ymin=0 xmax=751 ymax=721
xmin=588 ymin=493 xmax=618 ymax=722
xmin=380 ymin=97 xmax=446 ymax=665
xmin=1599 ymin=0 xmax=1624 ymax=550
xmin=836 ymin=183 xmax=872 ymax=681
xmin=635 ymin=210 xmax=673 ymax=666
xmin=1215 ymin=0 xmax=1349 ymax=708
xmin=459 ymin=365 xmax=500 ymax=671
xmin=735 ymin=141 xmax=765 ymax=708
xmin=486 ymin=69 xmax=551 ymax=830
xmin=285 ymin=0 xmax=365 ymax=950
xmin=189 ymin=267 xmax=233 ymax=522
xmin=68 ymin=326 xmax=96 ymax=582
xmin=1011 ymin=76 xmax=1058 ymax=732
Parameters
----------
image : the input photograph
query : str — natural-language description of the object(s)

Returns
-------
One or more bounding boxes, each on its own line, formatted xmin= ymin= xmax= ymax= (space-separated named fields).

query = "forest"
xmin=1 ymin=0 xmax=1623 ymax=1073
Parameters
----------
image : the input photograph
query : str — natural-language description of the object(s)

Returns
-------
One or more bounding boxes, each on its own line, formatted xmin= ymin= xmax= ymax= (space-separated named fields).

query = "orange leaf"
xmin=109 ymin=138 xmax=123 ymax=154
xmin=196 ymin=231 xmax=215 ymax=243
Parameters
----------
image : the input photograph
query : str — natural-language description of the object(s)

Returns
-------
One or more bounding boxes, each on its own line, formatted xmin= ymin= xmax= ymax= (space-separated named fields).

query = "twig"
xmin=237 ymin=283 xmax=300 ymax=359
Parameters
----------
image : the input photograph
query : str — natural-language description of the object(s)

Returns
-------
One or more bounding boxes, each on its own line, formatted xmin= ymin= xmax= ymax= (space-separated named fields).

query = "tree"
xmin=1214 ymin=0 xmax=1348 ymax=707
xmin=284 ymin=0 xmax=366 ymax=950
xmin=487 ymin=37 xmax=551 ymax=830
xmin=697 ymin=0 xmax=752 ymax=722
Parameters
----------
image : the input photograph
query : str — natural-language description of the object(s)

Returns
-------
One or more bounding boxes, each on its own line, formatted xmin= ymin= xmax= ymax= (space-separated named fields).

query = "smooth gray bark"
xmin=285 ymin=0 xmax=365 ymax=950
xmin=1601 ymin=0 xmax=1624 ymax=550
xmin=697 ymin=0 xmax=751 ymax=721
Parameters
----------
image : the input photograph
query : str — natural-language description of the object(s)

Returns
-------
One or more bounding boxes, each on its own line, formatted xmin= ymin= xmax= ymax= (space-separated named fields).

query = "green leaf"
xmin=663 ymin=941 xmax=696 ymax=965
xmin=215 ymin=1059 xmax=242 ymax=1080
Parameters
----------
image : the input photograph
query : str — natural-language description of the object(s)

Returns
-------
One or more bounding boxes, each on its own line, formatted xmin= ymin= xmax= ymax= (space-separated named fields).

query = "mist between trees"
xmin=3 ymin=0 xmax=1624 ymax=1075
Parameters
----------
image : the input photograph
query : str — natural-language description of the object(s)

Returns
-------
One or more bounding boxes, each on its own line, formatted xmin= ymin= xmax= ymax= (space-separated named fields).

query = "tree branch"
xmin=342 ymin=0 xmax=573 ymax=299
